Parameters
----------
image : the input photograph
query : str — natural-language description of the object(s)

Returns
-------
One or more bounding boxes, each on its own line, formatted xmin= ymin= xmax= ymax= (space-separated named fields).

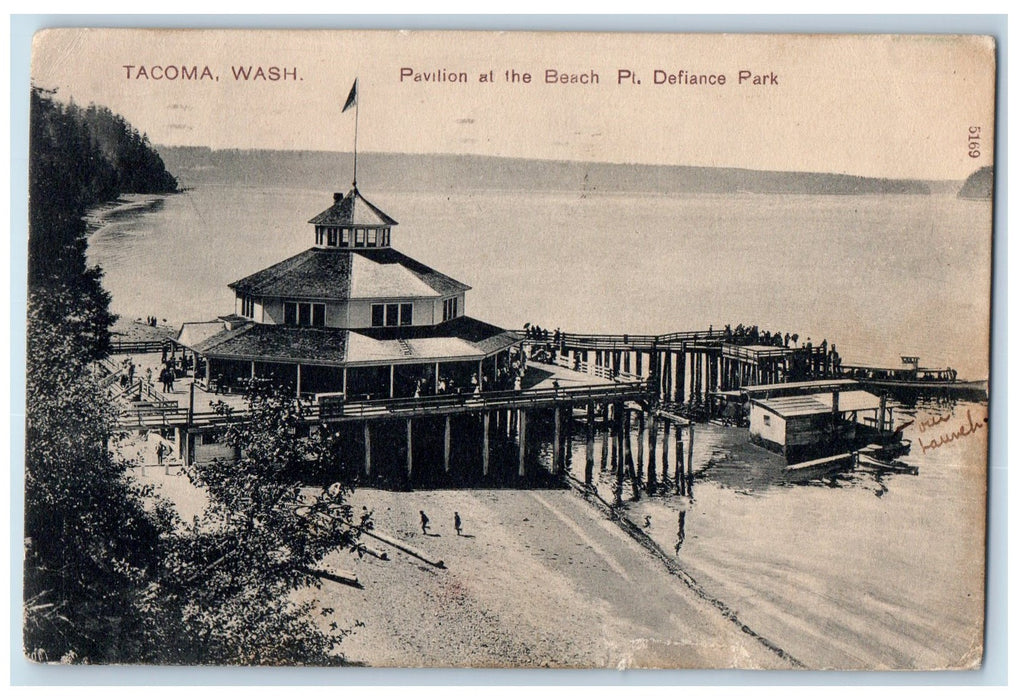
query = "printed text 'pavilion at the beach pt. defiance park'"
xmin=120 ymin=64 xmax=781 ymax=87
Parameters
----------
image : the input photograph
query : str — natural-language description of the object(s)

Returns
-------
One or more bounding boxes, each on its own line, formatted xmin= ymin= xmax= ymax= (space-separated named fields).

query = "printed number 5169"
xmin=968 ymin=126 xmax=982 ymax=158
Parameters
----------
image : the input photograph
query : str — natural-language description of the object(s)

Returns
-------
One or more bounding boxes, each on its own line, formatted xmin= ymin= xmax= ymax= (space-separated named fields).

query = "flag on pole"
xmin=342 ymin=79 xmax=358 ymax=113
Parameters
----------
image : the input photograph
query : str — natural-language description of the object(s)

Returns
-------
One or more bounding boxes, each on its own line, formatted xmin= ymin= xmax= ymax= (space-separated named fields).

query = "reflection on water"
xmin=674 ymin=509 xmax=686 ymax=554
xmin=556 ymin=397 xmax=986 ymax=667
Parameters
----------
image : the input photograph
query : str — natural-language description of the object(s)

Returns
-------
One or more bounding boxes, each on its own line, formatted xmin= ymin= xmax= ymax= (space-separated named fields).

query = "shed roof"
xmin=753 ymin=389 xmax=880 ymax=418
xmin=308 ymin=188 xmax=397 ymax=227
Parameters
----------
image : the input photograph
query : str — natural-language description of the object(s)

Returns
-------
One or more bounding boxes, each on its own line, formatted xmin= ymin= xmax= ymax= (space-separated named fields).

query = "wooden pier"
xmin=103 ymin=324 xmax=840 ymax=493
xmin=544 ymin=329 xmax=832 ymax=409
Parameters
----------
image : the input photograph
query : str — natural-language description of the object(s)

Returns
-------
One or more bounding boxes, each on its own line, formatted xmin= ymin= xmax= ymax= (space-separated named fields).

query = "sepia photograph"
xmin=21 ymin=27 xmax=995 ymax=671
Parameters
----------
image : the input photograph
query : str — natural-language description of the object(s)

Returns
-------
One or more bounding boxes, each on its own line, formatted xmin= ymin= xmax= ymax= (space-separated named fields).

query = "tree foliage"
xmin=25 ymin=86 xmax=365 ymax=665
xmin=24 ymin=287 xmax=172 ymax=663
xmin=150 ymin=384 xmax=368 ymax=665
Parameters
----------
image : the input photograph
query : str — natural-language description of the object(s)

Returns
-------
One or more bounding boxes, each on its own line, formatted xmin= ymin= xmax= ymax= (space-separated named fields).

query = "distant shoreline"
xmin=157 ymin=146 xmax=950 ymax=197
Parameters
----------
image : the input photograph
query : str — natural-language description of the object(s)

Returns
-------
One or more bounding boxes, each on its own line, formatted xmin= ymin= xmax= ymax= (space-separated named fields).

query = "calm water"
xmin=553 ymin=396 xmax=986 ymax=669
xmin=88 ymin=185 xmax=991 ymax=379
xmin=86 ymin=181 xmax=990 ymax=668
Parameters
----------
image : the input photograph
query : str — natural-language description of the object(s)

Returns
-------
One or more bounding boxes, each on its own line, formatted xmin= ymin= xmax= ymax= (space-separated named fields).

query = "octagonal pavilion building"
xmin=177 ymin=187 xmax=522 ymax=399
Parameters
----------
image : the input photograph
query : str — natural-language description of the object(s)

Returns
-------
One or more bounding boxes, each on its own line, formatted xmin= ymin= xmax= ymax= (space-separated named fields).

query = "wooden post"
xmin=610 ymin=404 xmax=618 ymax=469
xmin=600 ymin=404 xmax=609 ymax=472
xmin=553 ymin=405 xmax=561 ymax=474
xmin=482 ymin=411 xmax=490 ymax=477
xmin=566 ymin=408 xmax=573 ymax=469
xmin=443 ymin=414 xmax=451 ymax=473
xmin=363 ymin=421 xmax=372 ymax=476
xmin=676 ymin=348 xmax=686 ymax=404
xmin=585 ymin=402 xmax=595 ymax=484
xmin=614 ymin=404 xmax=624 ymax=505
xmin=647 ymin=410 xmax=658 ymax=486
xmin=389 ymin=364 xmax=395 ymax=399
xmin=637 ymin=410 xmax=645 ymax=481
xmin=342 ymin=367 xmax=348 ymax=394
xmin=434 ymin=362 xmax=440 ymax=394
xmin=663 ymin=351 xmax=672 ymax=401
xmin=676 ymin=428 xmax=686 ymax=496
xmin=406 ymin=418 xmax=413 ymax=480
xmin=517 ymin=410 xmax=527 ymax=477
xmin=662 ymin=418 xmax=670 ymax=478
xmin=686 ymin=422 xmax=695 ymax=499
xmin=624 ymin=409 xmax=639 ymax=501
xmin=296 ymin=363 xmax=302 ymax=398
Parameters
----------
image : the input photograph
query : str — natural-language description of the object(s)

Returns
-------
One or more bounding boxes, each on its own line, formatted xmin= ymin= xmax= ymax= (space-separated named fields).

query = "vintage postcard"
xmin=24 ymin=29 xmax=994 ymax=670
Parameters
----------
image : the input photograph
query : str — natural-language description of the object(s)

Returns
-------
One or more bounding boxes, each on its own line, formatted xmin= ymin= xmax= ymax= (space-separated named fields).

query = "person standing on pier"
xmin=420 ymin=510 xmax=430 ymax=535
xmin=454 ymin=512 xmax=462 ymax=536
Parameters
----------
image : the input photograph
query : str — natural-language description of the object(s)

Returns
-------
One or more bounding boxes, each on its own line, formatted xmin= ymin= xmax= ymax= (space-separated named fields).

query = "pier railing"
xmin=524 ymin=329 xmax=729 ymax=351
xmin=116 ymin=380 xmax=650 ymax=430
xmin=110 ymin=339 xmax=175 ymax=355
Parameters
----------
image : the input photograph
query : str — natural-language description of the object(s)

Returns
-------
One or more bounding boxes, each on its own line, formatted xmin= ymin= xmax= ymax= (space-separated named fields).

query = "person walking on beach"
xmin=454 ymin=512 xmax=462 ymax=536
xmin=420 ymin=510 xmax=430 ymax=535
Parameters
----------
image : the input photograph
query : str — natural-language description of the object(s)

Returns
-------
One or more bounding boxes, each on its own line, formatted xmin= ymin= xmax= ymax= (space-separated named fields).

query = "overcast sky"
xmin=32 ymin=29 xmax=996 ymax=180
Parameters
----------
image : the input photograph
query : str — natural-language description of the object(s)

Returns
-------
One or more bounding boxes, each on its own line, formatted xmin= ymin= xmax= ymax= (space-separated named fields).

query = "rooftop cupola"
xmin=309 ymin=187 xmax=398 ymax=249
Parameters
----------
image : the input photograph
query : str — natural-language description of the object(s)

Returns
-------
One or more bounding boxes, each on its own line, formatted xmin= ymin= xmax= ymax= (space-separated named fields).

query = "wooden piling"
xmin=406 ymin=418 xmax=413 ymax=480
xmin=676 ymin=348 xmax=686 ymax=404
xmin=443 ymin=415 xmax=451 ymax=473
xmin=553 ymin=405 xmax=561 ymax=474
xmin=600 ymin=404 xmax=610 ymax=472
xmin=363 ymin=421 xmax=372 ymax=476
xmin=686 ymin=422 xmax=695 ymax=499
xmin=623 ymin=409 xmax=639 ymax=501
xmin=662 ymin=418 xmax=670 ymax=478
xmin=614 ymin=403 xmax=624 ymax=505
xmin=647 ymin=410 xmax=658 ymax=487
xmin=517 ymin=409 xmax=527 ymax=477
xmin=585 ymin=402 xmax=595 ymax=484
xmin=637 ymin=410 xmax=645 ymax=481
xmin=482 ymin=411 xmax=490 ymax=477
xmin=676 ymin=431 xmax=686 ymax=496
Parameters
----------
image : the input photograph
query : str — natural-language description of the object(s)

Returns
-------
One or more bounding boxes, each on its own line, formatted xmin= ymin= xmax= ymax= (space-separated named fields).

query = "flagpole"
xmin=352 ymin=84 xmax=359 ymax=189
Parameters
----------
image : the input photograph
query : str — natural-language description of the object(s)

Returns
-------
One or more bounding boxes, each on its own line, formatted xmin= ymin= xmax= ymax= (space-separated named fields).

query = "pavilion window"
xmin=400 ymin=303 xmax=413 ymax=326
xmin=381 ymin=229 xmax=389 ymax=246
xmin=341 ymin=229 xmax=351 ymax=246
xmin=284 ymin=301 xmax=326 ymax=327
xmin=355 ymin=229 xmax=365 ymax=247
xmin=385 ymin=303 xmax=399 ymax=327
xmin=327 ymin=228 xmax=338 ymax=246
xmin=316 ymin=228 xmax=324 ymax=245
xmin=371 ymin=304 xmax=385 ymax=327
xmin=367 ymin=229 xmax=377 ymax=246
xmin=241 ymin=295 xmax=255 ymax=317
xmin=443 ymin=297 xmax=459 ymax=321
